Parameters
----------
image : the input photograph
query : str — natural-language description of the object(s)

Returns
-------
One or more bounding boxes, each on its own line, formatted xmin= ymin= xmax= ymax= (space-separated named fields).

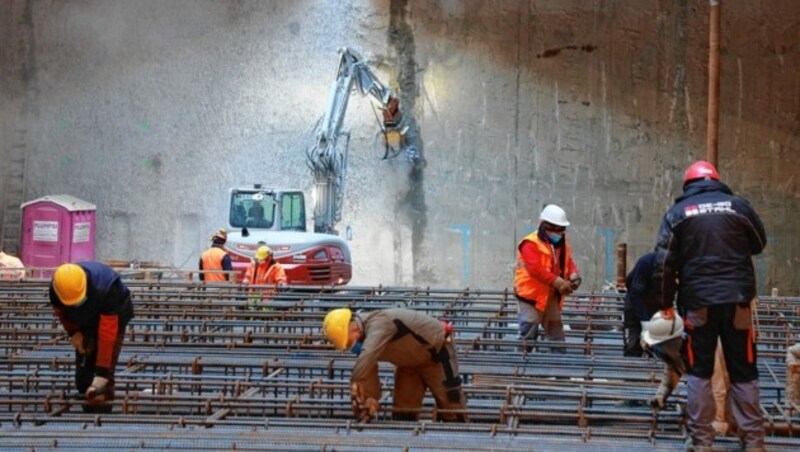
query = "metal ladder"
xmin=1 ymin=128 xmax=27 ymax=255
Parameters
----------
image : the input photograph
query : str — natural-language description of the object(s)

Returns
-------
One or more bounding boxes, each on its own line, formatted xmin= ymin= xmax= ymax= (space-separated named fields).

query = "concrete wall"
xmin=1 ymin=0 xmax=798 ymax=293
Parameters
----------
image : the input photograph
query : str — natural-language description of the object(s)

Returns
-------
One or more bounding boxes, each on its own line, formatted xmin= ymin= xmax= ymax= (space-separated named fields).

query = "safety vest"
xmin=513 ymin=231 xmax=573 ymax=311
xmin=201 ymin=247 xmax=229 ymax=282
xmin=243 ymin=260 xmax=287 ymax=285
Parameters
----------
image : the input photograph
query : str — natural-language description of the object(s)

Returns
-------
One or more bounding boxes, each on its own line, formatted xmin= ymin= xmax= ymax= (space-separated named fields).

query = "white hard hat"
xmin=539 ymin=204 xmax=570 ymax=227
xmin=642 ymin=311 xmax=684 ymax=346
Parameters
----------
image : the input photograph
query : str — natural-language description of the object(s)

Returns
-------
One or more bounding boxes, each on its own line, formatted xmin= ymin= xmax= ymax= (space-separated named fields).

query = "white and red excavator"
xmin=223 ymin=47 xmax=418 ymax=285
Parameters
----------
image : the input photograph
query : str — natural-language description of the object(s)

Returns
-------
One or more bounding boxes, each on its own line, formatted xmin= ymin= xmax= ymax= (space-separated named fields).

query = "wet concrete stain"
xmin=389 ymin=0 xmax=428 ymax=280
xmin=537 ymin=44 xmax=597 ymax=59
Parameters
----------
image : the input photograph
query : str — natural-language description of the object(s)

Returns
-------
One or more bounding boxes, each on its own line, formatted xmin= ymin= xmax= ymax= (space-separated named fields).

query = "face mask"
xmin=350 ymin=341 xmax=363 ymax=356
xmin=547 ymin=232 xmax=563 ymax=244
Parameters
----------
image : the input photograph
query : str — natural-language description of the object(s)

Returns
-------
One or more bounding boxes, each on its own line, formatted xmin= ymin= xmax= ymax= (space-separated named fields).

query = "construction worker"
xmin=623 ymin=252 xmax=659 ymax=357
xmin=242 ymin=245 xmax=287 ymax=308
xmin=199 ymin=228 xmax=232 ymax=282
xmin=322 ymin=307 xmax=467 ymax=423
xmin=513 ymin=204 xmax=581 ymax=353
xmin=49 ymin=262 xmax=134 ymax=413
xmin=627 ymin=252 xmax=734 ymax=430
xmin=641 ymin=310 xmax=686 ymax=409
xmin=653 ymin=160 xmax=767 ymax=451
xmin=0 ymin=249 xmax=25 ymax=280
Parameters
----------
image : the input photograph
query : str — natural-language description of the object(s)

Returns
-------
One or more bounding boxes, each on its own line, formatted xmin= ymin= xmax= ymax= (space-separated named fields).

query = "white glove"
xmin=70 ymin=332 xmax=87 ymax=354
xmin=90 ymin=376 xmax=109 ymax=389
xmin=85 ymin=376 xmax=110 ymax=402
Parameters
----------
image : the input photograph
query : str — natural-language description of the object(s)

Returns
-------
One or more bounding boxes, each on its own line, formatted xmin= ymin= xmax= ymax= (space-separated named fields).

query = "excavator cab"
xmin=224 ymin=185 xmax=351 ymax=285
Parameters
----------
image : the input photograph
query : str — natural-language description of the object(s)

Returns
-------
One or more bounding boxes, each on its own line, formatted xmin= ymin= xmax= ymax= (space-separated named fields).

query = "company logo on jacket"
xmin=684 ymin=201 xmax=734 ymax=217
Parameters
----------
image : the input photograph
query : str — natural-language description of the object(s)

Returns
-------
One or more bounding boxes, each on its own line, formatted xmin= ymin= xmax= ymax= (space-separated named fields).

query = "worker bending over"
xmin=322 ymin=307 xmax=467 ymax=422
xmin=49 ymin=262 xmax=134 ymax=413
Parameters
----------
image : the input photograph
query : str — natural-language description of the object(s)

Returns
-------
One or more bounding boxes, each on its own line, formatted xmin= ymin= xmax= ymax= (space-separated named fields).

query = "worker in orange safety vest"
xmin=199 ymin=228 xmax=232 ymax=282
xmin=513 ymin=204 xmax=581 ymax=353
xmin=242 ymin=245 xmax=287 ymax=308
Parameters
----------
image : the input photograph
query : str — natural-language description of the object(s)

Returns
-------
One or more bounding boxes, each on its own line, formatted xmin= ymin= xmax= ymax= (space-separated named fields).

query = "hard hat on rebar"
xmin=255 ymin=245 xmax=272 ymax=261
xmin=683 ymin=160 xmax=720 ymax=186
xmin=53 ymin=263 xmax=87 ymax=307
xmin=323 ymin=308 xmax=352 ymax=351
xmin=539 ymin=204 xmax=570 ymax=227
xmin=642 ymin=311 xmax=684 ymax=346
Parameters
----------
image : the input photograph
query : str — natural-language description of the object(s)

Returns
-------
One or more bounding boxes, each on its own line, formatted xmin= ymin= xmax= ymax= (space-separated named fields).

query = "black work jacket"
xmin=653 ymin=179 xmax=766 ymax=311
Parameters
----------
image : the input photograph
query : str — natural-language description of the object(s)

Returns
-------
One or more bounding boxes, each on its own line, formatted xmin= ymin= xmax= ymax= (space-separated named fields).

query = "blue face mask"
xmin=547 ymin=232 xmax=563 ymax=244
xmin=350 ymin=341 xmax=363 ymax=356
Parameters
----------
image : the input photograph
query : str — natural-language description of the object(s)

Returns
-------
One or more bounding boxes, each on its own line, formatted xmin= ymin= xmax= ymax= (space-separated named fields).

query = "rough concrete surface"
xmin=1 ymin=0 xmax=798 ymax=292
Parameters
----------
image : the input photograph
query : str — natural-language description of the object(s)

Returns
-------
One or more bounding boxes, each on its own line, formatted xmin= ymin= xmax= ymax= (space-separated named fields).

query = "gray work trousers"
xmin=517 ymin=290 xmax=565 ymax=353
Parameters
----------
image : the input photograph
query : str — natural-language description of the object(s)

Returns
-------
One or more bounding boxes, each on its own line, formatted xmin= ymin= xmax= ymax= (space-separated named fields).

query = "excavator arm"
xmin=305 ymin=47 xmax=416 ymax=235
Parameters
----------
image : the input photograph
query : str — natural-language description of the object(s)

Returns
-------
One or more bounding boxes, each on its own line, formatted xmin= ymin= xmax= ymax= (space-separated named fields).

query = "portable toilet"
xmin=20 ymin=194 xmax=96 ymax=277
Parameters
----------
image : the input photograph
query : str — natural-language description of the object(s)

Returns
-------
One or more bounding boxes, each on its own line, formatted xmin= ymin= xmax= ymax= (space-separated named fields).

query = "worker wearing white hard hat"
xmin=513 ymin=204 xmax=581 ymax=353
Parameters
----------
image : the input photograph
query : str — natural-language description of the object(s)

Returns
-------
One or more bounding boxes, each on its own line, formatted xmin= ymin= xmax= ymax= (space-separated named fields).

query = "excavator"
xmin=223 ymin=47 xmax=418 ymax=285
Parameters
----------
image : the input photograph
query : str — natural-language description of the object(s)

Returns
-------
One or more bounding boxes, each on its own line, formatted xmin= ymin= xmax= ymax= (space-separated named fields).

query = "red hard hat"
xmin=684 ymin=161 xmax=719 ymax=185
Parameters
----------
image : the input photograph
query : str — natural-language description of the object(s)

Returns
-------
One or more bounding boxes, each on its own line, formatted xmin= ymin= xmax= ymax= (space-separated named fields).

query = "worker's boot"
xmin=651 ymin=366 xmax=681 ymax=409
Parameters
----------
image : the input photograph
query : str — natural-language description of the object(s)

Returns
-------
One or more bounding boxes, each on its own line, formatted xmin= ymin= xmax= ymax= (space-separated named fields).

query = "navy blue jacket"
xmin=625 ymin=252 xmax=659 ymax=322
xmin=653 ymin=179 xmax=766 ymax=311
xmin=49 ymin=261 xmax=134 ymax=335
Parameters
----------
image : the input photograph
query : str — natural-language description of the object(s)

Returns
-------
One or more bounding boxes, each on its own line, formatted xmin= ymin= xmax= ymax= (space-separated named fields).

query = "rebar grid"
xmin=1 ymin=278 xmax=799 ymax=450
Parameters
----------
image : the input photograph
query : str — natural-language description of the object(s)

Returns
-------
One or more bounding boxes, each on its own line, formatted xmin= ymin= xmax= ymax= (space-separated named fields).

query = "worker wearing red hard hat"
xmin=653 ymin=160 xmax=767 ymax=450
xmin=49 ymin=261 xmax=134 ymax=413
xmin=322 ymin=308 xmax=467 ymax=423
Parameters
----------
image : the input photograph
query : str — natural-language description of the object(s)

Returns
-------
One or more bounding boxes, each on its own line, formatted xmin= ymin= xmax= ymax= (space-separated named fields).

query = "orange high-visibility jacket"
xmin=513 ymin=231 xmax=576 ymax=311
xmin=243 ymin=261 xmax=287 ymax=286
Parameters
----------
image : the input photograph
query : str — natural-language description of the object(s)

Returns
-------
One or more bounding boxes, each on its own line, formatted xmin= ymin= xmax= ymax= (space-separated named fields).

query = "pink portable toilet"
xmin=20 ymin=194 xmax=96 ymax=277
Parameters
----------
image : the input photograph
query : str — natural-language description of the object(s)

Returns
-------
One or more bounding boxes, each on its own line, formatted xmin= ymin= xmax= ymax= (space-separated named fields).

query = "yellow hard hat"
xmin=255 ymin=245 xmax=272 ymax=261
xmin=323 ymin=308 xmax=352 ymax=350
xmin=53 ymin=263 xmax=87 ymax=306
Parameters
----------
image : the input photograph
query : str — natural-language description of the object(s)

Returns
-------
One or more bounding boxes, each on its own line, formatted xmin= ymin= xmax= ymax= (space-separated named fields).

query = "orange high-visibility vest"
xmin=513 ymin=231 xmax=574 ymax=311
xmin=201 ymin=247 xmax=229 ymax=282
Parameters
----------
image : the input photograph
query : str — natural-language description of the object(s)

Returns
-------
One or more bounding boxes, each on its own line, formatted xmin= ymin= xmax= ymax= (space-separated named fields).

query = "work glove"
xmin=350 ymin=382 xmax=379 ymax=421
xmin=552 ymin=277 xmax=573 ymax=296
xmin=85 ymin=376 xmax=111 ymax=403
xmin=70 ymin=332 xmax=87 ymax=355
xmin=569 ymin=273 xmax=582 ymax=291
xmin=358 ymin=397 xmax=380 ymax=423
xmin=350 ymin=382 xmax=364 ymax=416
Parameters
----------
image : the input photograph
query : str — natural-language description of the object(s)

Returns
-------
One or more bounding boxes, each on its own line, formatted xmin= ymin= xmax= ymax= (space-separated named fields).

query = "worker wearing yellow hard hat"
xmin=322 ymin=307 xmax=467 ymax=423
xmin=242 ymin=245 xmax=287 ymax=309
xmin=50 ymin=261 xmax=134 ymax=413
